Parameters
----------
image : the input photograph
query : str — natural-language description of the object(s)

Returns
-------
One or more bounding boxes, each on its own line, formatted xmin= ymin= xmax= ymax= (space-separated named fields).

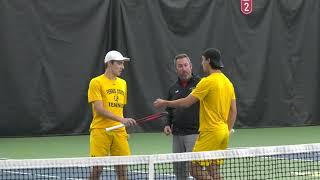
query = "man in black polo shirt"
xmin=164 ymin=53 xmax=200 ymax=180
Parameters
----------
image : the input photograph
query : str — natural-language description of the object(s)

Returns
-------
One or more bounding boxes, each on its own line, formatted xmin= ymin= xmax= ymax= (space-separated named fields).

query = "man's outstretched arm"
xmin=154 ymin=94 xmax=198 ymax=109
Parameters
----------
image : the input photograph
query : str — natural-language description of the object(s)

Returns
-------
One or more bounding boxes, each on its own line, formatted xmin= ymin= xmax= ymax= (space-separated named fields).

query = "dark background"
xmin=1 ymin=0 xmax=319 ymax=136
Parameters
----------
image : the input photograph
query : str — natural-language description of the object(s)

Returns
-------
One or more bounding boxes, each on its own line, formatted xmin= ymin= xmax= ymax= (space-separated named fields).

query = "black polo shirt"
xmin=165 ymin=75 xmax=200 ymax=135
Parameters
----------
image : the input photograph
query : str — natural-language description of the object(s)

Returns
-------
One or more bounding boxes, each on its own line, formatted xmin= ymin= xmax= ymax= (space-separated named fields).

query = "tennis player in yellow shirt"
xmin=154 ymin=48 xmax=237 ymax=180
xmin=88 ymin=50 xmax=136 ymax=180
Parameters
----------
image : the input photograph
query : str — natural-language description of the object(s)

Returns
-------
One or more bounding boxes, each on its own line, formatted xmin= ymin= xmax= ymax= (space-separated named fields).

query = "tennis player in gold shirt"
xmin=88 ymin=50 xmax=136 ymax=180
xmin=154 ymin=48 xmax=237 ymax=180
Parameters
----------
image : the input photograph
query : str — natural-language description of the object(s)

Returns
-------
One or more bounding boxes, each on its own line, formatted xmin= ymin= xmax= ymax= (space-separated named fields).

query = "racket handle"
xmin=106 ymin=124 xmax=125 ymax=131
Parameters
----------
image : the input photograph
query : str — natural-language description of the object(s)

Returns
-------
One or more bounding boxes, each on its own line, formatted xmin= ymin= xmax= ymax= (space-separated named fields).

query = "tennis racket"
xmin=105 ymin=111 xmax=168 ymax=131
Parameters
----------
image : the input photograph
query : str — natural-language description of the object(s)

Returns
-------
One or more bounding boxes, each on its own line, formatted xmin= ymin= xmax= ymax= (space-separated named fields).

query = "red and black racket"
xmin=106 ymin=111 xmax=168 ymax=131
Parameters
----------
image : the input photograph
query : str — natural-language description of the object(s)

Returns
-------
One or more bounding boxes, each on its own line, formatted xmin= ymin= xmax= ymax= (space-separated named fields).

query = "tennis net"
xmin=0 ymin=143 xmax=319 ymax=179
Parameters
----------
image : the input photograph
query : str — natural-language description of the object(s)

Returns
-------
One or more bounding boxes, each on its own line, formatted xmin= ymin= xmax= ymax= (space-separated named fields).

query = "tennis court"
xmin=2 ymin=0 xmax=320 ymax=179
xmin=1 ymin=143 xmax=320 ymax=179
xmin=1 ymin=126 xmax=320 ymax=179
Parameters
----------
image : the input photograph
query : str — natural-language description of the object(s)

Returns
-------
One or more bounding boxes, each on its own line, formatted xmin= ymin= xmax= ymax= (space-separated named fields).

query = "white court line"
xmin=2 ymin=170 xmax=85 ymax=180
xmin=1 ymin=167 xmax=174 ymax=179
xmin=291 ymin=171 xmax=320 ymax=177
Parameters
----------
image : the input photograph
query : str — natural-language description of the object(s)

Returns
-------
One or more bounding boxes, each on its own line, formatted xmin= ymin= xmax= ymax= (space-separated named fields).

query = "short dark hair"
xmin=202 ymin=48 xmax=224 ymax=69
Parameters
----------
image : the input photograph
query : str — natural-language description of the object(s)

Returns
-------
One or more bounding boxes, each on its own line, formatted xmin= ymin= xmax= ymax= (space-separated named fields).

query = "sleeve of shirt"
xmin=124 ymin=81 xmax=127 ymax=105
xmin=231 ymin=83 xmax=236 ymax=100
xmin=191 ymin=78 xmax=209 ymax=100
xmin=88 ymin=79 xmax=102 ymax=103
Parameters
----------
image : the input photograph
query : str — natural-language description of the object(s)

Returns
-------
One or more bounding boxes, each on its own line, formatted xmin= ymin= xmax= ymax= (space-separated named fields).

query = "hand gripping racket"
xmin=106 ymin=111 xmax=168 ymax=131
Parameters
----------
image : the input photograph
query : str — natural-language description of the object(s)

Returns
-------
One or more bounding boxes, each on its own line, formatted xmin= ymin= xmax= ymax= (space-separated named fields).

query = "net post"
xmin=148 ymin=155 xmax=155 ymax=180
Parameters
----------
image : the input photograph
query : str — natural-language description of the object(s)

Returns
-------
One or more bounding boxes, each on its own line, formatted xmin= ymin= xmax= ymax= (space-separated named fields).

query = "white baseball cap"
xmin=104 ymin=50 xmax=130 ymax=63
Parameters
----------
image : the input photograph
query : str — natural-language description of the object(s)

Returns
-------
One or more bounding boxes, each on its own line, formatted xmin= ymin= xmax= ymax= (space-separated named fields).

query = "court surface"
xmin=0 ymin=126 xmax=320 ymax=180
xmin=0 ymin=126 xmax=319 ymax=159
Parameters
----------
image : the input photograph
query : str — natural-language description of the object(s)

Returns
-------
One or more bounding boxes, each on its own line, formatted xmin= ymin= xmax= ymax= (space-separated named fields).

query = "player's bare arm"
xmin=92 ymin=100 xmax=136 ymax=126
xmin=154 ymin=94 xmax=198 ymax=109
xmin=227 ymin=99 xmax=237 ymax=131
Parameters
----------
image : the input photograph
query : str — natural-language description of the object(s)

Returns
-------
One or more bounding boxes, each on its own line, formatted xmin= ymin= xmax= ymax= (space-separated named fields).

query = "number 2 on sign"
xmin=241 ymin=0 xmax=253 ymax=15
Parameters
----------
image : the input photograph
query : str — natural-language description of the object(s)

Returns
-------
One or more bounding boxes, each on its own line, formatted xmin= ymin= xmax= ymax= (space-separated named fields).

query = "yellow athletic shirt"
xmin=191 ymin=72 xmax=235 ymax=132
xmin=88 ymin=74 xmax=127 ymax=129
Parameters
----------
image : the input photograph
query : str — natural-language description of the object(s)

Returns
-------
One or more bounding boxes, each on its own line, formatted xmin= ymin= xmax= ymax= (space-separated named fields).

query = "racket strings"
xmin=136 ymin=112 xmax=167 ymax=124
